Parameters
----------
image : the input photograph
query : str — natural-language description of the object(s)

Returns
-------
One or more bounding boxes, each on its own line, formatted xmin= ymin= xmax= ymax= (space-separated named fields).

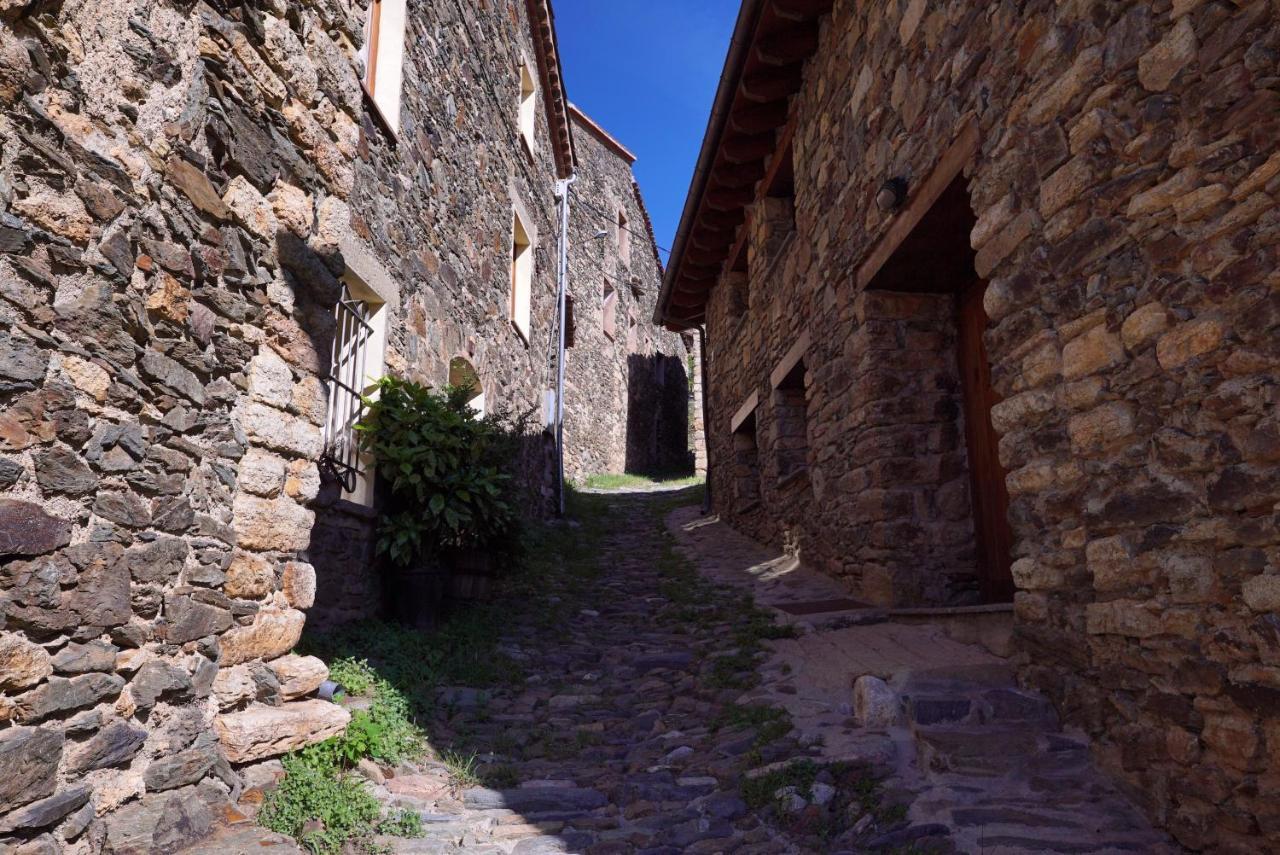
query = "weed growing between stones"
xmin=741 ymin=759 xmax=914 ymax=849
xmin=257 ymin=745 xmax=415 ymax=855
xmin=441 ymin=750 xmax=484 ymax=788
xmin=261 ymin=487 xmax=620 ymax=850
xmin=579 ymin=472 xmax=704 ymax=490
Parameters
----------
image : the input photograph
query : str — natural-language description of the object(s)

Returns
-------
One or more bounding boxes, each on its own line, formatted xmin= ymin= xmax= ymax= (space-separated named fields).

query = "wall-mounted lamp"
xmin=876 ymin=177 xmax=908 ymax=212
xmin=593 ymin=229 xmax=608 ymax=239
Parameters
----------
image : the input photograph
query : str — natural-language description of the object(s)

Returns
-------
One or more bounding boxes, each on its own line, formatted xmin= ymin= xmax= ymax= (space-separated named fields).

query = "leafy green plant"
xmin=258 ymin=749 xmax=381 ymax=855
xmin=328 ymin=657 xmax=377 ymax=696
xmin=356 ymin=377 xmax=530 ymax=566
xmin=377 ymin=808 xmax=424 ymax=838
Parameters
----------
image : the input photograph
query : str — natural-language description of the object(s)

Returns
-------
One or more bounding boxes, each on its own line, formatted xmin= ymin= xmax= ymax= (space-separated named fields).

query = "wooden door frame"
xmin=855 ymin=119 xmax=979 ymax=291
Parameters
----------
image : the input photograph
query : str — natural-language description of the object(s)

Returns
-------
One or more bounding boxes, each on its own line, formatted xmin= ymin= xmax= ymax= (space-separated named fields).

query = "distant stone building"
xmin=657 ymin=0 xmax=1279 ymax=850
xmin=0 ymin=0 xmax=685 ymax=848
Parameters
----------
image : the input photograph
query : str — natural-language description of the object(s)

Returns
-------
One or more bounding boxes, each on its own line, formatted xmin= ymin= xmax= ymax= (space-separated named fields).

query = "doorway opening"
xmin=865 ymin=174 xmax=1014 ymax=604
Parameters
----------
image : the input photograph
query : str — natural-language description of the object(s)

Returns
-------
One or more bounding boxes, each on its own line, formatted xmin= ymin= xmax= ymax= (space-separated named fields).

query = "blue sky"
xmin=555 ymin=0 xmax=740 ymax=264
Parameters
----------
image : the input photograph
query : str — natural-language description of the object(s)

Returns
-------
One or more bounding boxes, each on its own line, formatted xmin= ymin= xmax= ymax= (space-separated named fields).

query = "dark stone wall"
xmin=699 ymin=0 xmax=1280 ymax=849
xmin=0 ymin=0 xmax=682 ymax=847
xmin=562 ymin=114 xmax=692 ymax=482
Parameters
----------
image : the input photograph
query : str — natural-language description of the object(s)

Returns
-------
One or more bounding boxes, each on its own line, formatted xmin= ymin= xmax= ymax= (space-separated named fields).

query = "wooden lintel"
xmin=770 ymin=329 xmax=812 ymax=389
xmin=731 ymin=391 xmax=760 ymax=433
xmin=755 ymin=117 xmax=797 ymax=202
xmin=856 ymin=119 xmax=981 ymax=290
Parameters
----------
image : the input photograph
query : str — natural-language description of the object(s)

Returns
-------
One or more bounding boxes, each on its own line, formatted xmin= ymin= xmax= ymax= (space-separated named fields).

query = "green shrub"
xmin=328 ymin=657 xmax=376 ymax=697
xmin=356 ymin=377 xmax=530 ymax=566
xmin=377 ymin=808 xmax=424 ymax=838
xmin=258 ymin=749 xmax=381 ymax=855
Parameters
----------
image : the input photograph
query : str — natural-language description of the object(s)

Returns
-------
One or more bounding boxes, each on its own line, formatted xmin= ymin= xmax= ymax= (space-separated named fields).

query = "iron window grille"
xmin=320 ymin=283 xmax=375 ymax=495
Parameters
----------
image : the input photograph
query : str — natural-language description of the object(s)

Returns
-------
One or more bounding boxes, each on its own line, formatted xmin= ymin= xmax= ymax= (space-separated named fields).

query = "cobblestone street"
xmin=220 ymin=486 xmax=1176 ymax=854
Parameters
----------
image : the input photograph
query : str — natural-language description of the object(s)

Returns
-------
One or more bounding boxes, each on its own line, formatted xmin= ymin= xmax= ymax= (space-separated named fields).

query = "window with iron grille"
xmin=320 ymin=279 xmax=386 ymax=505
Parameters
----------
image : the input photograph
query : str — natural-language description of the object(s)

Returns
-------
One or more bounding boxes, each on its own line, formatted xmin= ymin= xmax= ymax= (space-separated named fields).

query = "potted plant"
xmin=357 ymin=378 xmax=523 ymax=623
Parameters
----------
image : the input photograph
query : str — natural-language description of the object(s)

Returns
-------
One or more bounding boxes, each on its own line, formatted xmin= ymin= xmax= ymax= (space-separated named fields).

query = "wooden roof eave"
xmin=656 ymin=0 xmax=833 ymax=328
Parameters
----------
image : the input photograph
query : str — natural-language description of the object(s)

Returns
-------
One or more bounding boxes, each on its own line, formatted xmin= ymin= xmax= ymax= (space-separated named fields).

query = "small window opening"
xmin=602 ymin=280 xmax=617 ymax=340
xmin=565 ymin=295 xmax=576 ymax=348
xmin=774 ymin=359 xmax=809 ymax=484
xmin=361 ymin=0 xmax=406 ymax=134
xmin=510 ymin=211 xmax=533 ymax=341
xmin=618 ymin=209 xmax=631 ymax=266
xmin=732 ymin=410 xmax=761 ymax=506
xmin=519 ymin=62 xmax=537 ymax=154
xmin=448 ymin=357 xmax=485 ymax=418
xmin=322 ymin=276 xmax=388 ymax=506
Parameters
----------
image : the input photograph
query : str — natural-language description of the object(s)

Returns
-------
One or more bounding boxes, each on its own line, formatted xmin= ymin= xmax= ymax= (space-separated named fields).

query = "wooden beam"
xmin=705 ymin=185 xmax=755 ymax=210
xmin=729 ymin=101 xmax=790 ymax=135
xmin=726 ymin=226 xmax=749 ymax=273
xmin=712 ymin=161 xmax=766 ymax=189
xmin=722 ymin=133 xmax=776 ymax=164
xmin=690 ymin=227 xmax=736 ymax=252
xmin=770 ymin=0 xmax=833 ymax=21
xmin=856 ymin=119 xmax=981 ymax=290
xmin=670 ymin=289 xmax=711 ymax=309
xmin=680 ymin=264 xmax=721 ymax=283
xmin=741 ymin=66 xmax=804 ymax=103
xmin=756 ymin=117 xmax=797 ymax=202
xmin=683 ymin=246 xmax=728 ymax=267
xmin=755 ymin=25 xmax=819 ymax=66
xmin=699 ymin=210 xmax=746 ymax=230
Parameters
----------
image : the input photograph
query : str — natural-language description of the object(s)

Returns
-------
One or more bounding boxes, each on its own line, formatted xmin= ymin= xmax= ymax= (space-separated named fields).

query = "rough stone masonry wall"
xmin=0 ymin=0 xmax=365 ymax=850
xmin=563 ymin=117 xmax=690 ymax=483
xmin=701 ymin=0 xmax=1280 ymax=849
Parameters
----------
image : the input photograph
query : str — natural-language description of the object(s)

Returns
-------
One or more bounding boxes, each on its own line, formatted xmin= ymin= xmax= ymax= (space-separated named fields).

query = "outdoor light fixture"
xmin=593 ymin=229 xmax=608 ymax=239
xmin=876 ymin=177 xmax=908 ymax=212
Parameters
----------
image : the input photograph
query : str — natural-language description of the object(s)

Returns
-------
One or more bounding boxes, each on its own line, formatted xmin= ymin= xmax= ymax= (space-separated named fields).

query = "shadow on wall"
xmin=624 ymin=352 xmax=693 ymax=477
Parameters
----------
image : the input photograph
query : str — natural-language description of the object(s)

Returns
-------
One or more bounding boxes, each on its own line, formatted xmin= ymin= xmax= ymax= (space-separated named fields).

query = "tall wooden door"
xmin=956 ymin=278 xmax=1014 ymax=602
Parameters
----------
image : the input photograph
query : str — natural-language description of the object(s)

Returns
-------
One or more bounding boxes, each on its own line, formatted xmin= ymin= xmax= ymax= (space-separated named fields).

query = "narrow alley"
xmin=220 ymin=486 xmax=1174 ymax=855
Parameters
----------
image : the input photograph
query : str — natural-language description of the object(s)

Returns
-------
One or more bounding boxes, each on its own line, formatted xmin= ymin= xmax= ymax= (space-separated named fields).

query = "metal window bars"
xmin=319 ymin=283 xmax=374 ymax=495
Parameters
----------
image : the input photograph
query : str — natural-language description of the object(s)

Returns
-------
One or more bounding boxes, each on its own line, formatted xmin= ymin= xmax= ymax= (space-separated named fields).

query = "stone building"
xmin=0 ymin=0 xmax=685 ymax=849
xmin=657 ymin=0 xmax=1279 ymax=850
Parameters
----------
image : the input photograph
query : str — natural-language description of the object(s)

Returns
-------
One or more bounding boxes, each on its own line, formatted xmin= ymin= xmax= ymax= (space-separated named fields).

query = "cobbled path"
xmin=364 ymin=487 xmax=818 ymax=854
xmin=234 ymin=486 xmax=1176 ymax=854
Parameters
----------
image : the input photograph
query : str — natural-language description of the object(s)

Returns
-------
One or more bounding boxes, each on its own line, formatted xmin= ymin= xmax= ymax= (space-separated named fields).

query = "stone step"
xmin=461 ymin=785 xmax=608 ymax=814
xmin=915 ymin=726 xmax=1044 ymax=777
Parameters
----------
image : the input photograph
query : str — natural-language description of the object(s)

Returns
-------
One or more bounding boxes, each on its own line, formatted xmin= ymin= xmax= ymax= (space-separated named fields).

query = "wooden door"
xmin=956 ymin=278 xmax=1014 ymax=602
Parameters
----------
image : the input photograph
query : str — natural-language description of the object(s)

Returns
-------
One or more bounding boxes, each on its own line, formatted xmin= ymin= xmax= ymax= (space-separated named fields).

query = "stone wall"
xmin=0 ymin=0 xmax=683 ymax=849
xmin=699 ymin=0 xmax=1280 ymax=849
xmin=562 ymin=110 xmax=691 ymax=483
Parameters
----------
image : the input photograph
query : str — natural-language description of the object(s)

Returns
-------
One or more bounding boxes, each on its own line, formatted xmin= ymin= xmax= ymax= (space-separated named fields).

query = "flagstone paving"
xmin=233 ymin=486 xmax=1177 ymax=853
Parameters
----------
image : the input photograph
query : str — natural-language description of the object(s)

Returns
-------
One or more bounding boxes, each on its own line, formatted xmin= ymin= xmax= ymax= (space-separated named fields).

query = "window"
xmin=773 ymin=360 xmax=809 ymax=483
xmin=564 ymin=295 xmax=576 ymax=348
xmin=519 ymin=61 xmax=537 ymax=154
xmin=448 ymin=357 xmax=485 ymax=418
xmin=730 ymin=397 xmax=761 ymax=507
xmin=602 ymin=280 xmax=617 ymax=340
xmin=322 ymin=276 xmax=387 ymax=506
xmin=360 ymin=0 xmax=407 ymax=134
xmin=510 ymin=211 xmax=533 ymax=342
xmin=626 ymin=310 xmax=639 ymax=352
xmin=617 ymin=209 xmax=631 ymax=266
